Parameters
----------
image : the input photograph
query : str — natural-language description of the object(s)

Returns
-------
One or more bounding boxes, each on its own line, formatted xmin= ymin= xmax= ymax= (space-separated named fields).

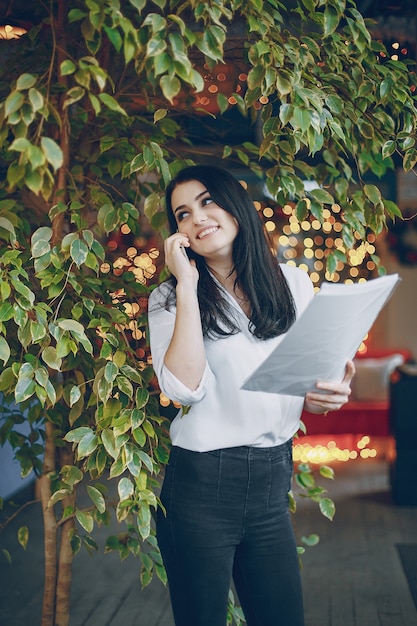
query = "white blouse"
xmin=148 ymin=264 xmax=314 ymax=452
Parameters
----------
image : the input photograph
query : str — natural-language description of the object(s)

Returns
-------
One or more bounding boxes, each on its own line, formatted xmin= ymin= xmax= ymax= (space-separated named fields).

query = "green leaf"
xmin=64 ymin=86 xmax=85 ymax=107
xmin=69 ymin=385 xmax=81 ymax=407
xmin=48 ymin=489 xmax=71 ymax=507
xmin=319 ymin=465 xmax=335 ymax=480
xmin=42 ymin=346 xmax=62 ymax=371
xmin=136 ymin=387 xmax=149 ymax=409
xmin=104 ymin=361 xmax=119 ymax=383
xmin=8 ymin=137 xmax=31 ymax=153
xmin=0 ymin=303 xmax=14 ymax=322
xmin=101 ymin=428 xmax=118 ymax=459
xmin=60 ymin=59 xmax=77 ymax=76
xmin=325 ymin=95 xmax=343 ymax=114
xmin=159 ymin=75 xmax=181 ymax=104
xmin=41 ymin=137 xmax=63 ymax=171
xmin=324 ymin=6 xmax=339 ymax=36
xmin=279 ymin=103 xmax=293 ymax=126
xmin=309 ymin=188 xmax=334 ymax=204
xmin=276 ymin=74 xmax=292 ymax=96
xmin=319 ymin=497 xmax=336 ymax=521
xmin=116 ymin=376 xmax=133 ymax=398
xmin=58 ymin=319 xmax=85 ymax=333
xmin=70 ymin=238 xmax=89 ymax=267
xmin=98 ymin=93 xmax=127 ymax=116
xmin=118 ymin=477 xmax=134 ymax=501
xmin=29 ymin=88 xmax=44 ymax=111
xmin=301 ymin=533 xmax=320 ymax=547
xmin=383 ymin=199 xmax=402 ymax=219
xmin=14 ymin=377 xmax=36 ymax=403
xmin=292 ymin=107 xmax=310 ymax=132
xmin=2 ymin=549 xmax=11 ymax=564
xmin=5 ymin=91 xmax=24 ymax=116
xmin=65 ymin=427 xmax=93 ymax=443
xmin=32 ymin=226 xmax=53 ymax=245
xmin=77 ymin=432 xmax=98 ymax=459
xmin=363 ymin=184 xmax=382 ymax=205
xmin=75 ymin=508 xmax=94 ymax=533
xmin=16 ymin=73 xmax=37 ymax=90
xmin=87 ymin=485 xmax=106 ymax=513
xmin=17 ymin=526 xmax=29 ymax=550
xmin=0 ymin=216 xmax=16 ymax=239
xmin=61 ymin=465 xmax=83 ymax=486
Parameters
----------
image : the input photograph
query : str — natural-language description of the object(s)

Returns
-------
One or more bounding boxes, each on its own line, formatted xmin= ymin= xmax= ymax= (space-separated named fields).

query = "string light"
xmin=293 ymin=435 xmax=378 ymax=464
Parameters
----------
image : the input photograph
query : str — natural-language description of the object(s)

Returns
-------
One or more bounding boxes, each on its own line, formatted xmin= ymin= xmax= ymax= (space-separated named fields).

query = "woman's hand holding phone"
xmin=164 ymin=233 xmax=199 ymax=289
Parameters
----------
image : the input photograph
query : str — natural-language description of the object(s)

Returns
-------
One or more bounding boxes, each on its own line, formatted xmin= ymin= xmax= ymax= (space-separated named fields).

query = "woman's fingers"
xmin=304 ymin=360 xmax=355 ymax=414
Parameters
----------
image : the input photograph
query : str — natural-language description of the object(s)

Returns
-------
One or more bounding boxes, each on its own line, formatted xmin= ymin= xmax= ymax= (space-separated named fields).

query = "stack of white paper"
xmin=241 ymin=273 xmax=400 ymax=396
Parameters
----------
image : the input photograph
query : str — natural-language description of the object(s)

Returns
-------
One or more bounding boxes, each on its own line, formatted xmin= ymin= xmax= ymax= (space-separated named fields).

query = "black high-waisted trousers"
xmin=156 ymin=439 xmax=305 ymax=626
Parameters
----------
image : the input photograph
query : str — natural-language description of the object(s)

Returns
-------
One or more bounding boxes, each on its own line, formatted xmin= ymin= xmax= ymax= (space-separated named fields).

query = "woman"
xmin=148 ymin=165 xmax=354 ymax=626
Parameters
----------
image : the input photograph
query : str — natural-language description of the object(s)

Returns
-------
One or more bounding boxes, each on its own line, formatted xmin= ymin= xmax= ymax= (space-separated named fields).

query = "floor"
xmin=1 ymin=438 xmax=417 ymax=626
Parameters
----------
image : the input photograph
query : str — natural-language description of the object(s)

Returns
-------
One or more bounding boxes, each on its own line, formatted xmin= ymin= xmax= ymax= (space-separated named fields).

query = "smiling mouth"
xmin=197 ymin=226 xmax=219 ymax=239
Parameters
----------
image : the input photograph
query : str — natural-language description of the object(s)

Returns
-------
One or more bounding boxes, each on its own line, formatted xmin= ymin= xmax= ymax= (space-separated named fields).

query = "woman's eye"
xmin=177 ymin=210 xmax=189 ymax=222
xmin=202 ymin=196 xmax=213 ymax=206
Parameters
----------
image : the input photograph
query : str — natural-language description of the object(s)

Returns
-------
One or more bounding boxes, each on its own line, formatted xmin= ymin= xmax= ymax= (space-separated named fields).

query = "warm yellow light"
xmin=160 ymin=393 xmax=170 ymax=408
xmin=263 ymin=207 xmax=274 ymax=218
xmin=0 ymin=24 xmax=27 ymax=39
xmin=284 ymin=248 xmax=297 ymax=259
xmin=265 ymin=221 xmax=276 ymax=232
xmin=126 ymin=246 xmax=137 ymax=258
xmin=292 ymin=436 xmax=377 ymax=464
xmin=304 ymin=249 xmax=314 ymax=259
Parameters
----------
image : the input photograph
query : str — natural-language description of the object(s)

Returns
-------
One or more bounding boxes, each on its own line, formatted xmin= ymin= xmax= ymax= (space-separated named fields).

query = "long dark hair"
xmin=164 ymin=165 xmax=296 ymax=339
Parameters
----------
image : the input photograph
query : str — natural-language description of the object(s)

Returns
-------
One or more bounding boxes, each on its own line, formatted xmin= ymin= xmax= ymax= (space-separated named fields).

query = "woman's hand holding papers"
xmin=303 ymin=360 xmax=355 ymax=415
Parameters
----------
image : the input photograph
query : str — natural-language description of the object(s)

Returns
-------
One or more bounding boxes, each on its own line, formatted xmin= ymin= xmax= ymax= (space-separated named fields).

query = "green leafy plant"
xmin=0 ymin=1 xmax=416 ymax=625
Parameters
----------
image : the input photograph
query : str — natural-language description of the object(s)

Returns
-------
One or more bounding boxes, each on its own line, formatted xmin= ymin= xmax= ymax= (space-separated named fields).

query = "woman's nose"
xmin=193 ymin=209 xmax=207 ymax=224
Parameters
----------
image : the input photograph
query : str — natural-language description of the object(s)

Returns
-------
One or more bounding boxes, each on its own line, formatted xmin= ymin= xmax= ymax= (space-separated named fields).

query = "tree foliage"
xmin=0 ymin=0 xmax=416 ymax=624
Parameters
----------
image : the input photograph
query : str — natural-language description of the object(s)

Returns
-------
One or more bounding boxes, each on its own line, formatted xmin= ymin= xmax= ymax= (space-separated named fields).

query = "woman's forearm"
xmin=163 ymin=282 xmax=206 ymax=391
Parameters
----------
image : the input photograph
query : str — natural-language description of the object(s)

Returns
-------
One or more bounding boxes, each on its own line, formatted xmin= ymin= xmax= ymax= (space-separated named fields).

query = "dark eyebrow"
xmin=173 ymin=189 xmax=209 ymax=215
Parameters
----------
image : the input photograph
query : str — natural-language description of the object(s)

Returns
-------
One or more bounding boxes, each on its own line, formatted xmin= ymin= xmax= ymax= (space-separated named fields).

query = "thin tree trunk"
xmin=55 ymin=447 xmax=76 ymax=626
xmin=40 ymin=421 xmax=58 ymax=626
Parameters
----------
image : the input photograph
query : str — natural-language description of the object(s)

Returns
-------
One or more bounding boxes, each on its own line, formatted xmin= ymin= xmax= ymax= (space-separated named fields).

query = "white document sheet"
xmin=241 ymin=273 xmax=400 ymax=396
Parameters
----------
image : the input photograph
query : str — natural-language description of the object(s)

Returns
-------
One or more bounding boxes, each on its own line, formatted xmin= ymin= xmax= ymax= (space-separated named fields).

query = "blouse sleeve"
xmin=147 ymin=283 xmax=215 ymax=405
